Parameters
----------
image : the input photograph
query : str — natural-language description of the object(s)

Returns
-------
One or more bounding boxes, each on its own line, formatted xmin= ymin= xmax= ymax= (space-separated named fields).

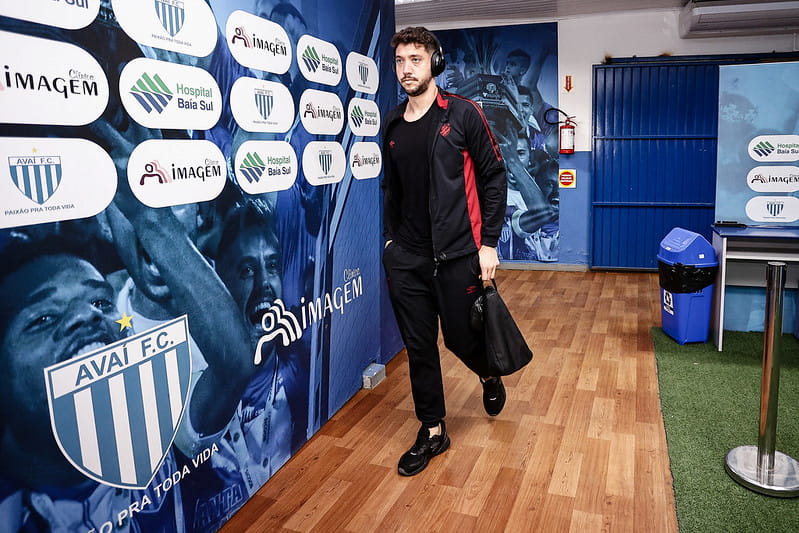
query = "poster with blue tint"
xmin=716 ymin=61 xmax=799 ymax=226
xmin=434 ymin=23 xmax=559 ymax=262
xmin=0 ymin=0 xmax=394 ymax=530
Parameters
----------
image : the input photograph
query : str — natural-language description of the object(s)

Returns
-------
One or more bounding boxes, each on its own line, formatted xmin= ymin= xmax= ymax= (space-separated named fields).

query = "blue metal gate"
xmin=592 ymin=59 xmax=719 ymax=270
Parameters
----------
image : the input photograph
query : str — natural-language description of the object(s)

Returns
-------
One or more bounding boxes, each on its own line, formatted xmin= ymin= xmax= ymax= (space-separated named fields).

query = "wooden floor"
xmin=221 ymin=270 xmax=678 ymax=532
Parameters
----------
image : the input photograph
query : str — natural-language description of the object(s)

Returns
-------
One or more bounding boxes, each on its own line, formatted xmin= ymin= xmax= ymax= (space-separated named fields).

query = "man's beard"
xmin=401 ymin=77 xmax=431 ymax=97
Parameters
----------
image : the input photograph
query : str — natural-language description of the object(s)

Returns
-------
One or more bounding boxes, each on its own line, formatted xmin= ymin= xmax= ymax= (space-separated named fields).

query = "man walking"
xmin=382 ymin=26 xmax=508 ymax=476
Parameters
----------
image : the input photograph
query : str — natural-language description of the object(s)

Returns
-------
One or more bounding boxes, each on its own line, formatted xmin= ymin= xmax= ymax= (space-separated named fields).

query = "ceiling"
xmin=394 ymin=0 xmax=799 ymax=30
xmin=394 ymin=0 xmax=685 ymax=28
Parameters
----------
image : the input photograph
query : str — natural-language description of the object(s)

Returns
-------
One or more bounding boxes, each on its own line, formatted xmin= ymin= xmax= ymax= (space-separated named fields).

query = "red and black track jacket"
xmin=382 ymin=90 xmax=508 ymax=262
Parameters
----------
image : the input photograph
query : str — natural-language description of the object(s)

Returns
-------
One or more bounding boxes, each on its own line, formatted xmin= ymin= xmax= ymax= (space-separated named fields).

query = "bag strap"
xmin=483 ymin=279 xmax=498 ymax=291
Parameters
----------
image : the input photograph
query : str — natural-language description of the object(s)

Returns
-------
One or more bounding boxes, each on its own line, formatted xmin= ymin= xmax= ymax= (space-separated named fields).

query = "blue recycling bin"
xmin=658 ymin=228 xmax=719 ymax=344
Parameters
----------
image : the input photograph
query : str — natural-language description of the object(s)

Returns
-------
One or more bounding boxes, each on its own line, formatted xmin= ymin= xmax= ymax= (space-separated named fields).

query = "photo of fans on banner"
xmin=0 ymin=0 xmax=393 ymax=531
xmin=434 ymin=23 xmax=559 ymax=262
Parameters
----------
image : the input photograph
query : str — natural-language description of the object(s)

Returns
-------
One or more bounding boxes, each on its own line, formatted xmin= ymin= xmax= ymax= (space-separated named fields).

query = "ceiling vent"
xmin=679 ymin=0 xmax=799 ymax=37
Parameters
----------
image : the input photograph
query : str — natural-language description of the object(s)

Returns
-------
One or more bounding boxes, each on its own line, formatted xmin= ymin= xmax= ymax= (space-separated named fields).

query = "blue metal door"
xmin=592 ymin=59 xmax=718 ymax=269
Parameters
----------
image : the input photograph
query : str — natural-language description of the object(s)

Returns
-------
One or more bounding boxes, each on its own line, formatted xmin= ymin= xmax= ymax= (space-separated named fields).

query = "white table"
xmin=711 ymin=226 xmax=799 ymax=351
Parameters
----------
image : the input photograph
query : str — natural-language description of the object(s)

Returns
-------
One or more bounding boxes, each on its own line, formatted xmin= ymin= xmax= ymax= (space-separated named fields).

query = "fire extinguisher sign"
xmin=558 ymin=169 xmax=576 ymax=188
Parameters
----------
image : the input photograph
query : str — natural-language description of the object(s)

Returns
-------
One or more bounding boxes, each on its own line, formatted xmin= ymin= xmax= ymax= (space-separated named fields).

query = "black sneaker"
xmin=397 ymin=421 xmax=450 ymax=476
xmin=481 ymin=376 xmax=506 ymax=416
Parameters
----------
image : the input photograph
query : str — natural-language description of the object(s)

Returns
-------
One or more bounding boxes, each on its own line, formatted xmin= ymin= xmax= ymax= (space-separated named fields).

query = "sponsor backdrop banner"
xmin=0 ymin=0 xmax=393 ymax=531
xmin=435 ymin=23 xmax=560 ymax=262
xmin=716 ymin=61 xmax=799 ymax=226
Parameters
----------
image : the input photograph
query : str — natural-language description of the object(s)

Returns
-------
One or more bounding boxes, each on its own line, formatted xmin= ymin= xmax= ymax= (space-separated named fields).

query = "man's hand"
xmin=478 ymin=245 xmax=499 ymax=281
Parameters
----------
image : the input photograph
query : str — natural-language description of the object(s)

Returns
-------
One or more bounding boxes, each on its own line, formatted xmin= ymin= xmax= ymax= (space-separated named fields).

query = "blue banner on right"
xmin=716 ymin=61 xmax=799 ymax=226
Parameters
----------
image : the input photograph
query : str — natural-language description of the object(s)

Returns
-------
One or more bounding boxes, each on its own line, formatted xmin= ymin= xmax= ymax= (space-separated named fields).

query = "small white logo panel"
xmin=747 ymin=166 xmax=799 ymax=193
xmin=128 ymin=140 xmax=225 ymax=208
xmin=349 ymin=142 xmax=382 ymax=180
xmin=297 ymin=35 xmax=342 ymax=86
xmin=662 ymin=290 xmax=674 ymax=316
xmin=0 ymin=0 xmax=99 ymax=30
xmin=112 ymin=0 xmax=217 ymax=58
xmin=1 ymin=137 xmax=117 ymax=229
xmin=345 ymin=51 xmax=378 ymax=94
xmin=748 ymin=135 xmax=799 ymax=163
xmin=302 ymin=141 xmax=345 ymax=186
xmin=119 ymin=57 xmax=222 ymax=130
xmin=230 ymin=77 xmax=294 ymax=133
xmin=745 ymin=196 xmax=799 ymax=223
xmin=347 ymin=97 xmax=380 ymax=137
xmin=226 ymin=10 xmax=292 ymax=75
xmin=299 ymin=89 xmax=344 ymax=136
xmin=0 ymin=30 xmax=109 ymax=126
xmin=234 ymin=141 xmax=297 ymax=194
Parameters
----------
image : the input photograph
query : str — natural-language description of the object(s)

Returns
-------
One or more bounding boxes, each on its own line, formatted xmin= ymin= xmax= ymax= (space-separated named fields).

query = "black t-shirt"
xmin=389 ymin=107 xmax=435 ymax=256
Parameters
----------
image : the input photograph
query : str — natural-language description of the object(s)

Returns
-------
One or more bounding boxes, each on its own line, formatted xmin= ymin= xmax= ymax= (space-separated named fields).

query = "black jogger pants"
xmin=382 ymin=241 xmax=492 ymax=427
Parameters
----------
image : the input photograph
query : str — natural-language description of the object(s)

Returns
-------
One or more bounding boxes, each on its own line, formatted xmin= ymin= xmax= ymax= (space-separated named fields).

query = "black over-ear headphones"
xmin=429 ymin=31 xmax=446 ymax=77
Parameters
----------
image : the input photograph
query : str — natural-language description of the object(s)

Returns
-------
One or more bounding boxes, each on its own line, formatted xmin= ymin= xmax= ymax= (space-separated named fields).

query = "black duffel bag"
xmin=471 ymin=280 xmax=533 ymax=376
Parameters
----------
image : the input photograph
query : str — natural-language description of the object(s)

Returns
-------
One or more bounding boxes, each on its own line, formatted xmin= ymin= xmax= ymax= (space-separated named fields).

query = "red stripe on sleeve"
xmin=463 ymin=150 xmax=482 ymax=248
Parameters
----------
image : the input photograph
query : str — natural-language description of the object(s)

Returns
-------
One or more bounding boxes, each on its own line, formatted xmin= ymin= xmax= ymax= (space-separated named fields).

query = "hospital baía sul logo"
xmin=234 ymin=140 xmax=297 ymax=195
xmin=297 ymin=35 xmax=342 ymax=86
xmin=0 ymin=0 xmax=99 ymax=30
xmin=119 ymin=58 xmax=221 ymax=130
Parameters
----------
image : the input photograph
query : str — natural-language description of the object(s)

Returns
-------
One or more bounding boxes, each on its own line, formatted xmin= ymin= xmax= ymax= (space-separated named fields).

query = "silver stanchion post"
xmin=725 ymin=262 xmax=799 ymax=497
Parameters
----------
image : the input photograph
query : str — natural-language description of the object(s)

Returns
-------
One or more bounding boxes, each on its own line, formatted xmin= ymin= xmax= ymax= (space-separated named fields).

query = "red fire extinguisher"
xmin=545 ymin=108 xmax=576 ymax=154
xmin=559 ymin=116 xmax=576 ymax=154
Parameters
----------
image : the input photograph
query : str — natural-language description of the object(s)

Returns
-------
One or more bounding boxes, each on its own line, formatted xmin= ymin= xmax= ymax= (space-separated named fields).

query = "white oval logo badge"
xmin=0 ymin=137 xmax=116 ymax=229
xmin=119 ymin=58 xmax=221 ymax=130
xmin=349 ymin=142 xmax=382 ymax=180
xmin=234 ymin=141 xmax=297 ymax=194
xmin=0 ymin=30 xmax=109 ymax=126
xmin=747 ymin=166 xmax=799 ymax=193
xmin=297 ymin=35 xmax=342 ymax=86
xmin=347 ymin=97 xmax=381 ymax=137
xmin=748 ymin=135 xmax=799 ymax=163
xmin=745 ymin=196 xmax=799 ymax=223
xmin=128 ymin=140 xmax=225 ymax=208
xmin=346 ymin=52 xmax=379 ymax=94
xmin=112 ymin=0 xmax=217 ymax=58
xmin=226 ymin=10 xmax=292 ymax=75
xmin=0 ymin=0 xmax=99 ymax=30
xmin=299 ymin=89 xmax=344 ymax=135
xmin=302 ymin=142 xmax=345 ymax=186
xmin=230 ymin=77 xmax=294 ymax=133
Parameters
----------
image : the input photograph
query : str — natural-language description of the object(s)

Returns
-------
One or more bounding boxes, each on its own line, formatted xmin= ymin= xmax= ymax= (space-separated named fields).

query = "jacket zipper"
xmin=429 ymin=106 xmax=446 ymax=275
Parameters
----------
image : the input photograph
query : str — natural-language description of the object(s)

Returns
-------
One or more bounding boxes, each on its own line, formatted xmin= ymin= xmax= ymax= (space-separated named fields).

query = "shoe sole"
xmin=397 ymin=436 xmax=451 ymax=477
xmin=486 ymin=404 xmax=504 ymax=416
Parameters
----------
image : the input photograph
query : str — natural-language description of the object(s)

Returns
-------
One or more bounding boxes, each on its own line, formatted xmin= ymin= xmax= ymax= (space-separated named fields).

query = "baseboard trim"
xmin=499 ymin=263 xmax=588 ymax=272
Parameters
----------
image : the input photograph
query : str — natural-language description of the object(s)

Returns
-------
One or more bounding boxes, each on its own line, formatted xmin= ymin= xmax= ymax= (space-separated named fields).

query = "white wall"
xmin=426 ymin=8 xmax=798 ymax=151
